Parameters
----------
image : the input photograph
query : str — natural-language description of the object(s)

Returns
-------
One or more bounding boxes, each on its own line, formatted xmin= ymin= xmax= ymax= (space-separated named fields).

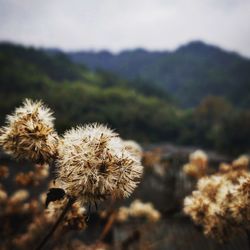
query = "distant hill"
xmin=68 ymin=41 xmax=250 ymax=108
xmin=0 ymin=42 xmax=176 ymax=142
xmin=1 ymin=42 xmax=250 ymax=155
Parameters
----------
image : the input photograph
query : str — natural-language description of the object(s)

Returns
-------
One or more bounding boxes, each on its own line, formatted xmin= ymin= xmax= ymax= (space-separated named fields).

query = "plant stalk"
xmin=35 ymin=197 xmax=75 ymax=250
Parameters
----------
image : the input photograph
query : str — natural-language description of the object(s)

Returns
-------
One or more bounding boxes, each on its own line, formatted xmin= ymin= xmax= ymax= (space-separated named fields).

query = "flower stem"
xmin=35 ymin=197 xmax=75 ymax=250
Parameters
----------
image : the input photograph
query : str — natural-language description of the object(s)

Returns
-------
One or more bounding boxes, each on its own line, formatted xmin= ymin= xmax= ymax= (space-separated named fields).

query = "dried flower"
xmin=183 ymin=162 xmax=250 ymax=242
xmin=183 ymin=150 xmax=208 ymax=178
xmin=232 ymin=155 xmax=249 ymax=170
xmin=56 ymin=124 xmax=143 ymax=204
xmin=0 ymin=99 xmax=58 ymax=163
xmin=129 ymin=199 xmax=161 ymax=222
xmin=0 ymin=165 xmax=9 ymax=179
xmin=15 ymin=172 xmax=36 ymax=186
xmin=190 ymin=150 xmax=208 ymax=166
xmin=117 ymin=199 xmax=160 ymax=223
xmin=9 ymin=190 xmax=29 ymax=204
xmin=116 ymin=207 xmax=130 ymax=222
xmin=123 ymin=140 xmax=143 ymax=161
xmin=183 ymin=191 xmax=211 ymax=225
xmin=183 ymin=163 xmax=201 ymax=178
xmin=219 ymin=163 xmax=231 ymax=173
xmin=0 ymin=188 xmax=8 ymax=203
xmin=197 ymin=175 xmax=222 ymax=202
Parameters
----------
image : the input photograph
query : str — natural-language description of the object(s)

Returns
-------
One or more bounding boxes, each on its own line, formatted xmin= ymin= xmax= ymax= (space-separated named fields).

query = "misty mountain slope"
xmin=68 ymin=41 xmax=250 ymax=108
xmin=1 ymin=42 xmax=250 ymax=154
xmin=0 ymin=42 xmax=177 ymax=142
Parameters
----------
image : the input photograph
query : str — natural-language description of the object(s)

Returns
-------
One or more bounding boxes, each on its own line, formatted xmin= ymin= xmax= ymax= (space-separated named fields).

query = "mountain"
xmin=68 ymin=41 xmax=250 ymax=108
xmin=1 ymin=42 xmax=250 ymax=155
xmin=0 ymin=42 xmax=177 ymax=142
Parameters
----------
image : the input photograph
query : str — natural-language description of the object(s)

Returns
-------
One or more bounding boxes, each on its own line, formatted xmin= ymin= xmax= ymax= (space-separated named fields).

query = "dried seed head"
xmin=56 ymin=123 xmax=143 ymax=204
xmin=197 ymin=175 xmax=222 ymax=202
xmin=116 ymin=207 xmax=130 ymax=222
xmin=219 ymin=163 xmax=231 ymax=173
xmin=184 ymin=165 xmax=250 ymax=242
xmin=232 ymin=155 xmax=249 ymax=170
xmin=183 ymin=150 xmax=208 ymax=178
xmin=190 ymin=150 xmax=208 ymax=168
xmin=117 ymin=199 xmax=161 ymax=223
xmin=123 ymin=140 xmax=143 ymax=161
xmin=9 ymin=189 xmax=29 ymax=204
xmin=129 ymin=199 xmax=161 ymax=222
xmin=0 ymin=99 xmax=59 ymax=163
xmin=183 ymin=163 xmax=203 ymax=178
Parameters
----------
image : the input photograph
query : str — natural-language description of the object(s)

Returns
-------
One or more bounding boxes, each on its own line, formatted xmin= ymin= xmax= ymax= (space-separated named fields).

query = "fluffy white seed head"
xmin=56 ymin=123 xmax=143 ymax=204
xmin=0 ymin=99 xmax=59 ymax=163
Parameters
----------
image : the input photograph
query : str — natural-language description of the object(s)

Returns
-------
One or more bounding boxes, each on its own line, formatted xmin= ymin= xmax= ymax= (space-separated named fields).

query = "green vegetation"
xmin=69 ymin=41 xmax=250 ymax=108
xmin=0 ymin=42 xmax=249 ymax=155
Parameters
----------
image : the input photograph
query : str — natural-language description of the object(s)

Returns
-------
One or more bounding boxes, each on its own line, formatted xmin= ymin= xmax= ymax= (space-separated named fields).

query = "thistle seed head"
xmin=56 ymin=123 xmax=143 ymax=204
xmin=0 ymin=99 xmax=59 ymax=163
xmin=123 ymin=140 xmax=143 ymax=161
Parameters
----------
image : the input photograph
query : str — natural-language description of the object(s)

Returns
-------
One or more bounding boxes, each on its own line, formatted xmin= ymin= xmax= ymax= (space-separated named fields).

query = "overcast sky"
xmin=0 ymin=0 xmax=250 ymax=56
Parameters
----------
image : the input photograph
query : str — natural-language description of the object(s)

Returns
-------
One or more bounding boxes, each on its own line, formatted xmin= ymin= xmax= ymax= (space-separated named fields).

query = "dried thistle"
xmin=9 ymin=189 xmax=29 ymax=205
xmin=219 ymin=163 xmax=231 ymax=173
xmin=117 ymin=199 xmax=161 ymax=223
xmin=183 ymin=150 xmax=208 ymax=178
xmin=116 ymin=207 xmax=130 ymax=222
xmin=0 ymin=99 xmax=59 ymax=163
xmin=232 ymin=155 xmax=249 ymax=171
xmin=183 ymin=158 xmax=250 ymax=242
xmin=190 ymin=150 xmax=208 ymax=167
xmin=56 ymin=123 xmax=143 ymax=204
xmin=123 ymin=140 xmax=143 ymax=161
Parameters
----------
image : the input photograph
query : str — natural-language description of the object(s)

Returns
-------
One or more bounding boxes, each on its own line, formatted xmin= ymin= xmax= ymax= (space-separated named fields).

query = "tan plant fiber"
xmin=184 ymin=160 xmax=250 ymax=242
xmin=0 ymin=99 xmax=58 ymax=163
xmin=56 ymin=123 xmax=143 ymax=204
xmin=117 ymin=199 xmax=161 ymax=223
xmin=123 ymin=140 xmax=143 ymax=161
xmin=183 ymin=150 xmax=208 ymax=178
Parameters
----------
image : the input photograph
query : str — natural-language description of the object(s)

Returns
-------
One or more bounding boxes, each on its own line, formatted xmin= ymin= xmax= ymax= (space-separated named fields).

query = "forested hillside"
xmin=68 ymin=41 xmax=250 ymax=108
xmin=1 ymin=42 xmax=250 ymax=155
xmin=0 ymin=43 xmax=177 ymax=142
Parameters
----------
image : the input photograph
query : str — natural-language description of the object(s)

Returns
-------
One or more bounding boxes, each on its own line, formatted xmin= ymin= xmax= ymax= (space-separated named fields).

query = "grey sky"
xmin=0 ymin=0 xmax=250 ymax=56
